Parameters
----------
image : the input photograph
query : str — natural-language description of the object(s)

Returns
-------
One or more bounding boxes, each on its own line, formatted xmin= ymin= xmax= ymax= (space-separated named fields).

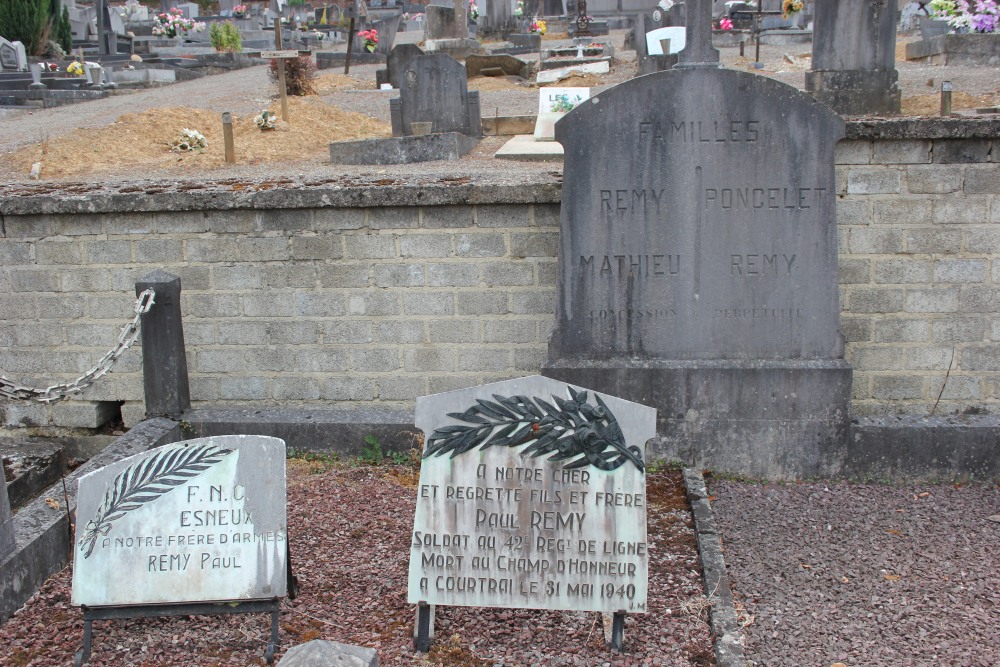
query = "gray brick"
xmin=36 ymin=296 xmax=84 ymax=319
xmin=186 ymin=239 xmax=238 ymax=263
xmin=934 ymin=259 xmax=987 ymax=284
xmin=904 ymin=229 xmax=962 ymax=254
xmin=152 ymin=212 xmax=209 ymax=234
xmin=295 ymin=293 xmax=347 ymax=317
xmin=51 ymin=401 xmax=119 ymax=429
xmin=834 ymin=139 xmax=871 ymax=164
xmin=321 ymin=320 xmax=374 ymax=344
xmin=183 ymin=322 xmax=217 ymax=345
xmin=0 ymin=241 xmax=32 ymax=264
xmin=427 ymin=263 xmax=479 ymax=287
xmin=45 ymin=350 xmax=96 ymax=375
xmin=0 ymin=350 xmax=38 ymax=373
xmin=135 ymin=239 xmax=183 ymax=263
xmin=291 ymin=235 xmax=343 ymax=260
xmin=11 ymin=269 xmax=60 ymax=292
xmin=375 ymin=320 xmax=426 ymax=344
xmin=112 ymin=213 xmax=154 ymax=235
xmin=456 ymin=348 xmax=509 ymax=372
xmin=847 ymin=287 xmax=903 ymax=313
xmin=456 ymin=233 xmax=506 ymax=257
xmin=932 ymin=318 xmax=986 ymax=343
xmin=299 ymin=349 xmax=348 ymax=372
xmin=904 ymin=287 xmax=960 ymax=313
xmin=429 ymin=376 xmax=477 ymax=394
xmin=427 ymin=319 xmax=479 ymax=343
xmin=873 ymin=200 xmax=932 ymax=225
xmin=872 ymin=140 xmax=931 ymax=164
xmin=835 ymin=165 xmax=848 ymax=196
xmin=932 ymin=199 xmax=989 ymax=225
xmin=244 ymin=293 xmax=296 ymax=317
xmin=238 ymin=237 xmax=291 ymax=261
xmin=272 ymin=377 xmax=320 ymax=400
xmin=313 ymin=208 xmax=366 ymax=231
xmin=352 ymin=348 xmax=400 ymax=372
xmin=266 ymin=321 xmax=319 ymax=344
xmin=510 ymin=232 xmax=559 ymax=258
xmin=513 ymin=347 xmax=546 ymax=372
xmin=937 ymin=375 xmax=981 ymax=400
xmin=347 ymin=291 xmax=400 ymax=316
xmin=874 ymin=259 xmax=932 ymax=284
xmin=109 ymin=268 xmax=145 ymax=292
xmin=532 ymin=204 xmax=560 ymax=227
xmin=200 ymin=210 xmax=255 ymax=234
xmin=838 ymin=258 xmax=871 ymax=284
xmin=403 ymin=292 xmax=454 ymax=315
xmin=35 ymin=241 xmax=82 ymax=265
xmin=964 ymin=167 xmax=1000 ymax=194
xmin=850 ymin=372 xmax=872 ymax=400
xmin=511 ymin=290 xmax=556 ymax=314
xmin=967 ymin=228 xmax=1000 ymax=252
xmin=317 ymin=264 xmax=370 ymax=288
xmin=256 ymin=209 xmax=312 ymax=232
xmin=171 ymin=266 xmax=210 ymax=291
xmin=322 ymin=377 xmax=375 ymax=400
xmin=849 ymin=228 xmax=904 ymax=254
xmin=962 ymin=346 xmax=1000 ymax=371
xmin=901 ymin=346 xmax=954 ymax=370
xmin=374 ymin=264 xmax=425 ymax=287
xmin=991 ymin=319 xmax=1000 ymax=342
xmin=840 ymin=317 xmax=871 ymax=342
xmin=873 ymin=319 xmax=928 ymax=343
xmin=872 ymin=376 xmax=923 ymax=400
xmin=457 ymin=290 xmax=508 ymax=315
xmin=3 ymin=214 xmax=52 ymax=238
xmin=400 ymin=234 xmax=452 ymax=258
xmin=262 ymin=264 xmax=317 ymax=289
xmin=847 ymin=168 xmax=901 ymax=195
xmin=195 ymin=349 xmax=245 ymax=372
xmin=2 ymin=401 xmax=48 ymax=427
xmin=836 ymin=199 xmax=873 ymax=226
xmin=933 ymin=139 xmax=990 ymax=164
xmin=378 ymin=376 xmax=426 ymax=401
xmin=0 ymin=294 xmax=37 ymax=319
xmin=245 ymin=348 xmax=299 ymax=372
xmin=960 ymin=287 xmax=1000 ymax=312
xmin=483 ymin=262 xmax=534 ymax=286
xmin=183 ymin=294 xmax=240 ymax=319
xmin=220 ymin=377 xmax=268 ymax=400
xmin=404 ymin=348 xmax=456 ymax=372
xmin=217 ymin=322 xmax=269 ymax=345
xmin=477 ymin=204 xmax=531 ymax=228
xmin=905 ymin=165 xmax=963 ymax=194
xmin=213 ymin=265 xmax=263 ymax=290
xmin=189 ymin=376 xmax=220 ymax=401
xmin=421 ymin=205 xmax=474 ymax=228
xmin=15 ymin=322 xmax=64 ymax=346
xmin=344 ymin=234 xmax=396 ymax=259
xmin=369 ymin=207 xmax=419 ymax=229
xmin=483 ymin=320 xmax=537 ymax=343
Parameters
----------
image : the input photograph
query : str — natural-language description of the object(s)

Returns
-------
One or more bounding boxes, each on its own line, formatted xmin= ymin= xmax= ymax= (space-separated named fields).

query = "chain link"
xmin=0 ymin=289 xmax=156 ymax=405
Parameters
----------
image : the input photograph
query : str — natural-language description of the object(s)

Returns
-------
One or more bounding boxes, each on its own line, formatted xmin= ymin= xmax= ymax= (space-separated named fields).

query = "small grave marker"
xmin=534 ymin=87 xmax=589 ymax=141
xmin=408 ymin=376 xmax=655 ymax=651
xmin=390 ymin=53 xmax=482 ymax=137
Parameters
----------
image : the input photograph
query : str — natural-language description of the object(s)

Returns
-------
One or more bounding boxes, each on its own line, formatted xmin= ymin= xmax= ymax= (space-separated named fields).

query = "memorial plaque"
xmin=72 ymin=435 xmax=287 ymax=607
xmin=534 ymin=87 xmax=589 ymax=141
xmin=408 ymin=376 xmax=655 ymax=613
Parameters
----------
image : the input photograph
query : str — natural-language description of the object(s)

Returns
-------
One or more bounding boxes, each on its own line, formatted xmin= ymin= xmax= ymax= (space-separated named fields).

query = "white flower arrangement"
xmin=254 ymin=110 xmax=277 ymax=131
xmin=171 ymin=128 xmax=207 ymax=152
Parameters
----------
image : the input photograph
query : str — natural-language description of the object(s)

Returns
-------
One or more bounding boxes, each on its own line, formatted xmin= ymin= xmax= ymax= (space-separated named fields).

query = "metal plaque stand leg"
xmin=414 ymin=602 xmax=434 ymax=652
xmin=609 ymin=611 xmax=626 ymax=651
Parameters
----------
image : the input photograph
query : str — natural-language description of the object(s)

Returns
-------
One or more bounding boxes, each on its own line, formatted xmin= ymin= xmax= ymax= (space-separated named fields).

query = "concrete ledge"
xmin=905 ymin=33 xmax=1000 ymax=66
xmin=482 ymin=115 xmax=536 ymax=136
xmin=683 ymin=468 xmax=746 ymax=667
xmin=0 ymin=418 xmax=180 ymax=624
xmin=329 ymin=133 xmax=479 ymax=165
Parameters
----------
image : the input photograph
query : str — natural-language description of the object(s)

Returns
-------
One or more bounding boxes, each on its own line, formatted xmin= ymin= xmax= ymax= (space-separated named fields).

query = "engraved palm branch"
xmin=78 ymin=444 xmax=233 ymax=559
xmin=423 ymin=386 xmax=644 ymax=473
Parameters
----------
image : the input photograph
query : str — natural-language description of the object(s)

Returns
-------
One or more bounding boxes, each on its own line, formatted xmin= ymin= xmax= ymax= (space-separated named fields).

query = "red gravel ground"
xmin=0 ymin=462 xmax=714 ymax=666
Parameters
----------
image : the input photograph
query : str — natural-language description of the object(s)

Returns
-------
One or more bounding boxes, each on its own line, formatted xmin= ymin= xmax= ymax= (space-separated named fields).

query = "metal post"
xmin=754 ymin=3 xmax=761 ymax=64
xmin=274 ymin=26 xmax=289 ymax=121
xmin=414 ymin=602 xmax=433 ymax=651
xmin=135 ymin=271 xmax=190 ymax=419
xmin=940 ymin=80 xmax=953 ymax=116
xmin=222 ymin=112 xmax=235 ymax=163
xmin=345 ymin=17 xmax=356 ymax=74
xmin=609 ymin=611 xmax=626 ymax=651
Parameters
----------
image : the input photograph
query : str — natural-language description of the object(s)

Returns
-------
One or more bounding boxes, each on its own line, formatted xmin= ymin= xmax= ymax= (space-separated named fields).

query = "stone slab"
xmin=329 ymin=132 xmax=479 ymax=164
xmin=535 ymin=61 xmax=609 ymax=84
xmin=495 ymin=134 xmax=564 ymax=161
xmin=277 ymin=639 xmax=378 ymax=667
xmin=482 ymin=115 xmax=537 ymax=135
xmin=408 ymin=375 xmax=655 ymax=612
xmin=71 ymin=435 xmax=288 ymax=607
xmin=466 ymin=54 xmax=532 ymax=80
xmin=904 ymin=33 xmax=1000 ymax=67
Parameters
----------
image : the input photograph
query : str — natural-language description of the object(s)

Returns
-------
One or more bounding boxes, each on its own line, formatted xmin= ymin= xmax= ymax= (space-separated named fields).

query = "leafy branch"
xmin=424 ymin=386 xmax=644 ymax=473
xmin=78 ymin=444 xmax=233 ymax=559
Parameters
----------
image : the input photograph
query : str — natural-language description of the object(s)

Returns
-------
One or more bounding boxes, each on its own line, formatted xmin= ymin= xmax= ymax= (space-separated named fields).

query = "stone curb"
xmin=682 ymin=468 xmax=747 ymax=667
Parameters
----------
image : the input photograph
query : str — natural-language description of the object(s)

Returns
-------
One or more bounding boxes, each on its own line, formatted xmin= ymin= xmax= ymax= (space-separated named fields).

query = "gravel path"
xmin=709 ymin=478 xmax=1000 ymax=666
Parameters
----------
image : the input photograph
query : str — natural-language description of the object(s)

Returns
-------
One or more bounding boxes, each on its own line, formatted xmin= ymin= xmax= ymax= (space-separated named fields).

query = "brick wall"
xmin=0 ymin=124 xmax=996 ymax=429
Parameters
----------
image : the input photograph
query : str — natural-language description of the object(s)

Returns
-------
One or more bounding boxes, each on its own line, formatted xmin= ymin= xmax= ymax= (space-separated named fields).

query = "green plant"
xmin=209 ymin=21 xmax=242 ymax=52
xmin=268 ymin=55 xmax=317 ymax=96
xmin=55 ymin=5 xmax=72 ymax=54
xmin=358 ymin=434 xmax=384 ymax=465
xmin=0 ymin=0 xmax=51 ymax=56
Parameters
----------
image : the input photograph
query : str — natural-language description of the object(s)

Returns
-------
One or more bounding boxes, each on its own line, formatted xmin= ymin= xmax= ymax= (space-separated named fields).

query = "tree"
xmin=0 ymin=0 xmax=50 ymax=56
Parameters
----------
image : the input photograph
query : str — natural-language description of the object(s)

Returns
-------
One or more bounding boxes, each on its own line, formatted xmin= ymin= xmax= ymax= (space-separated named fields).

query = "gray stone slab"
xmin=0 ymin=38 xmax=18 ymax=71
xmin=385 ymin=43 xmax=425 ymax=89
xmin=392 ymin=53 xmax=482 ymax=138
xmin=329 ymin=132 xmax=479 ymax=165
xmin=278 ymin=639 xmax=378 ymax=667
xmin=408 ymin=375 xmax=655 ymax=612
xmin=425 ymin=3 xmax=469 ymax=40
xmin=71 ymin=435 xmax=288 ymax=607
xmin=466 ymin=54 xmax=531 ymax=79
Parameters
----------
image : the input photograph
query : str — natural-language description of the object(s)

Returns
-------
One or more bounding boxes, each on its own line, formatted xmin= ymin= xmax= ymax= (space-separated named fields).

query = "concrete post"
xmin=0 ymin=480 xmax=13 ymax=560
xmin=136 ymin=271 xmax=190 ymax=419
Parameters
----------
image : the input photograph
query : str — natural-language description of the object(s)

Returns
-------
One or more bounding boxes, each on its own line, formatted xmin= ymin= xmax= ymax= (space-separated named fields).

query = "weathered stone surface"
xmin=425 ymin=3 xmax=467 ymax=40
xmin=137 ymin=271 xmax=190 ymax=419
xmin=905 ymin=33 xmax=1000 ymax=66
xmin=0 ymin=484 xmax=13 ymax=560
xmin=277 ymin=639 xmax=378 ymax=667
xmin=384 ymin=43 xmax=424 ymax=89
xmin=466 ymin=54 xmax=532 ymax=79
xmin=391 ymin=53 xmax=482 ymax=138
xmin=330 ymin=132 xmax=479 ymax=165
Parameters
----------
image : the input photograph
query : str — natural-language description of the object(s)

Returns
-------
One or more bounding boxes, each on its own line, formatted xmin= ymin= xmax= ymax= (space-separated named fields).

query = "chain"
xmin=0 ymin=289 xmax=156 ymax=405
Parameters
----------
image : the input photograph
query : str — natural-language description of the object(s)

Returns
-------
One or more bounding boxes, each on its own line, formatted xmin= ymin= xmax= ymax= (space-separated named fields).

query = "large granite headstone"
xmin=389 ymin=53 xmax=482 ymax=137
xmin=72 ymin=435 xmax=287 ymax=607
xmin=0 ymin=484 xmax=13 ymax=560
xmin=408 ymin=376 xmax=655 ymax=613
xmin=805 ymin=0 xmax=900 ymax=115
xmin=478 ymin=0 xmax=516 ymax=34
xmin=544 ymin=0 xmax=851 ymax=480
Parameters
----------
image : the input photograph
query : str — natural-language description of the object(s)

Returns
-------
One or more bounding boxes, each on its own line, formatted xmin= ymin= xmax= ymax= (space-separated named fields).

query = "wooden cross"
xmin=677 ymin=0 xmax=720 ymax=68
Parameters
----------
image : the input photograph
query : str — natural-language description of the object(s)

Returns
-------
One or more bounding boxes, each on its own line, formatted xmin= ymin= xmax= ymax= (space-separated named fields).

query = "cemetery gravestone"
xmin=544 ymin=0 xmax=851 ymax=480
xmin=72 ymin=435 xmax=288 ymax=607
xmin=408 ymin=376 xmax=655 ymax=625
xmin=425 ymin=0 xmax=469 ymax=40
xmin=390 ymin=53 xmax=482 ymax=137
xmin=380 ymin=44 xmax=425 ymax=89
xmin=0 ymin=38 xmax=20 ymax=71
xmin=534 ymin=87 xmax=590 ymax=141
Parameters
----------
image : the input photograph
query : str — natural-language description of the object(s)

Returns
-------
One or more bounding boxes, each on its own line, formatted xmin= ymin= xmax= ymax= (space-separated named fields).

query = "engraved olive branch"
xmin=78 ymin=445 xmax=233 ymax=559
xmin=423 ymin=386 xmax=645 ymax=473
